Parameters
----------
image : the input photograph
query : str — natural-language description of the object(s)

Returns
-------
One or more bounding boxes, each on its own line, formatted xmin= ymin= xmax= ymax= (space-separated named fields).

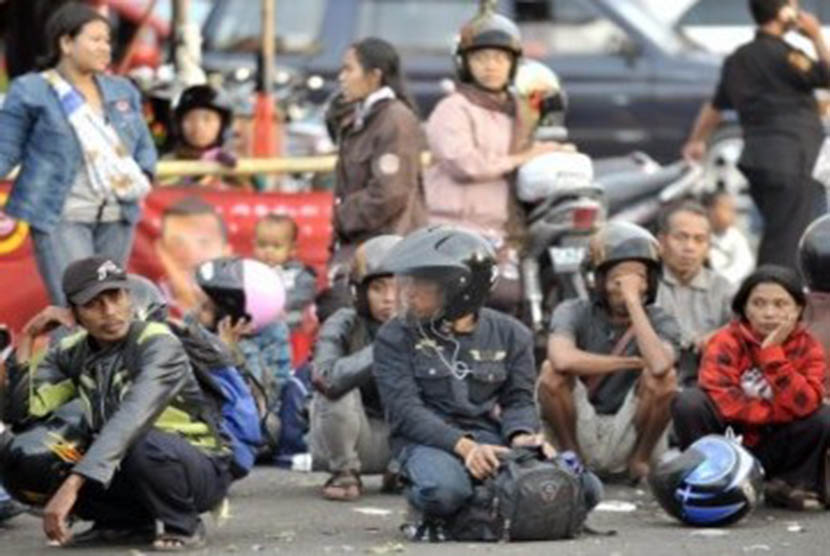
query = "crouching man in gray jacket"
xmin=310 ymin=236 xmax=402 ymax=501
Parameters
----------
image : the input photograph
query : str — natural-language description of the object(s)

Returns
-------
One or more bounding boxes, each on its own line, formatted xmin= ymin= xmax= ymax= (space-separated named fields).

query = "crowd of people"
xmin=1 ymin=0 xmax=830 ymax=551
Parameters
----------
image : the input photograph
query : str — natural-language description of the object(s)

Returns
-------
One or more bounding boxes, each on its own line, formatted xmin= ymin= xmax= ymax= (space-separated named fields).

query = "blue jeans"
xmin=31 ymin=219 xmax=136 ymax=306
xmin=401 ymin=431 xmax=504 ymax=518
xmin=401 ymin=444 xmax=473 ymax=518
xmin=400 ymin=439 xmax=605 ymax=519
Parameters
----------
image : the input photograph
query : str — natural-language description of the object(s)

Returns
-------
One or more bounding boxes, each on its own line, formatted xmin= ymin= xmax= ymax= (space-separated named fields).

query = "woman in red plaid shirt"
xmin=672 ymin=265 xmax=830 ymax=511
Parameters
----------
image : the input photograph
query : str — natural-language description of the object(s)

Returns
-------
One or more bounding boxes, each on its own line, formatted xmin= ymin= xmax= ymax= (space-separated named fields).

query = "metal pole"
xmin=262 ymin=0 xmax=275 ymax=93
xmin=253 ymin=0 xmax=279 ymax=158
xmin=172 ymin=0 xmax=188 ymax=74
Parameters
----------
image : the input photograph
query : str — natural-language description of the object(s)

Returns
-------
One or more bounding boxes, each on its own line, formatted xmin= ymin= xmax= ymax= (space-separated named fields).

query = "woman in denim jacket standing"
xmin=0 ymin=3 xmax=157 ymax=305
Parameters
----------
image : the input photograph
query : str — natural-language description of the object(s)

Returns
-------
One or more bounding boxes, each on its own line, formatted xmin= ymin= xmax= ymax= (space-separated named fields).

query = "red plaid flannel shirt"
xmin=699 ymin=321 xmax=827 ymax=445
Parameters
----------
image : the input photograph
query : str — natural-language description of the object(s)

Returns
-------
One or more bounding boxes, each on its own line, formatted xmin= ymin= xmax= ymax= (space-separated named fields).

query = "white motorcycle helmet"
xmin=514 ymin=59 xmax=568 ymax=127
xmin=517 ymin=151 xmax=595 ymax=204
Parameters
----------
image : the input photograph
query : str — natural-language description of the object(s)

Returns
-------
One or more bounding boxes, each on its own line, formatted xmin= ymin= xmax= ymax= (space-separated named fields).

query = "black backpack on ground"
xmin=449 ymin=448 xmax=595 ymax=542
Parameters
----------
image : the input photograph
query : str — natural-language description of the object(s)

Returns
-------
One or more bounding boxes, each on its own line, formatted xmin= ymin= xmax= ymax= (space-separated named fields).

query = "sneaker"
xmin=401 ymin=516 xmax=448 ymax=543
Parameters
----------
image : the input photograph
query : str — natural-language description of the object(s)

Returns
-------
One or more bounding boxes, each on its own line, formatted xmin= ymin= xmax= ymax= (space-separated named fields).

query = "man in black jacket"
xmin=682 ymin=0 xmax=830 ymax=271
xmin=3 ymin=256 xmax=231 ymax=550
xmin=310 ymin=235 xmax=401 ymax=501
xmin=373 ymin=227 xmax=549 ymax=533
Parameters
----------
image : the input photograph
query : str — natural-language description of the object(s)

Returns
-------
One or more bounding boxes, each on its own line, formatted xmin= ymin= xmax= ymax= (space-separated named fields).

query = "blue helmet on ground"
xmin=648 ymin=434 xmax=764 ymax=527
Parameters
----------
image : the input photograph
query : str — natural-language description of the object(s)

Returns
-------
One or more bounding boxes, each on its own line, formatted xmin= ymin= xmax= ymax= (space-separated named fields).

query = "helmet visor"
xmin=397 ymin=276 xmax=448 ymax=323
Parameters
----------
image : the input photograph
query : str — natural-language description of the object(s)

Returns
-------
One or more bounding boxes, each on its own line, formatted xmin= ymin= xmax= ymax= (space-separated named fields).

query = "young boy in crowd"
xmin=253 ymin=214 xmax=318 ymax=330
xmin=703 ymin=190 xmax=755 ymax=286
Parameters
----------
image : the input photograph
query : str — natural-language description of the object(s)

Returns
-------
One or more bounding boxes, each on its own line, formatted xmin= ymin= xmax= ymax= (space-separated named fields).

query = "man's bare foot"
xmin=627 ymin=457 xmax=651 ymax=483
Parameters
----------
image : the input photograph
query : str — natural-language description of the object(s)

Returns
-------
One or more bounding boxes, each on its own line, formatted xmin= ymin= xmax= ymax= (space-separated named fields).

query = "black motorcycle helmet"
xmin=649 ymin=435 xmax=764 ymax=527
xmin=0 ymin=400 xmax=91 ymax=507
xmin=455 ymin=6 xmax=523 ymax=86
xmin=172 ymin=84 xmax=234 ymax=148
xmin=350 ymin=235 xmax=402 ymax=318
xmin=588 ymin=221 xmax=661 ymax=305
xmin=128 ymin=274 xmax=169 ymax=323
xmin=798 ymin=214 xmax=830 ymax=292
xmin=381 ymin=226 xmax=497 ymax=322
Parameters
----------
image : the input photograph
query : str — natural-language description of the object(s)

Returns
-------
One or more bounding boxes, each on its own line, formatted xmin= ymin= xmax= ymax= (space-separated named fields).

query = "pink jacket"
xmin=424 ymin=92 xmax=515 ymax=240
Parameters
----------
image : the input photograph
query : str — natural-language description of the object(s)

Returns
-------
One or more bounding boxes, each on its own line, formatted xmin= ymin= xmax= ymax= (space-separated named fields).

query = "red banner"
xmin=0 ymin=183 xmax=333 ymax=336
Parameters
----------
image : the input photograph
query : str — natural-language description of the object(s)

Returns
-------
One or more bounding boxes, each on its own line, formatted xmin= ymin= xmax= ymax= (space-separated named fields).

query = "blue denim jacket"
xmin=0 ymin=72 xmax=157 ymax=232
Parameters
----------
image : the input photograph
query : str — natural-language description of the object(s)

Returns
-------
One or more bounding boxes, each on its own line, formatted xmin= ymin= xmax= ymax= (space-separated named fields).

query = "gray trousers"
xmin=309 ymin=389 xmax=391 ymax=474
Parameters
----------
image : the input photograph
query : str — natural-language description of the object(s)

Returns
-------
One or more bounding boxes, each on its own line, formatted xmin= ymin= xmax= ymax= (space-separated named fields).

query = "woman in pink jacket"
xmin=424 ymin=8 xmax=562 ymax=312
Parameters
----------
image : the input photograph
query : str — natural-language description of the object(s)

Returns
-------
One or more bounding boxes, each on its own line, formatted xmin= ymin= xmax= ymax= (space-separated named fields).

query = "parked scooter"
xmin=599 ymin=152 xmax=704 ymax=229
xmin=517 ymin=151 xmax=604 ymax=337
xmin=514 ymin=61 xmax=705 ymax=341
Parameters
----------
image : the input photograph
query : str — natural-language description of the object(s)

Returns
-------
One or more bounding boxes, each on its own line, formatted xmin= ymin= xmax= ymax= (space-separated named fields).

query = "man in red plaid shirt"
xmin=673 ymin=265 xmax=830 ymax=511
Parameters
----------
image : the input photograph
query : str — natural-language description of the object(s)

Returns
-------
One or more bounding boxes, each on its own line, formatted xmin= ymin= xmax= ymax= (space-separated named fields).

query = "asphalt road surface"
xmin=0 ymin=468 xmax=827 ymax=555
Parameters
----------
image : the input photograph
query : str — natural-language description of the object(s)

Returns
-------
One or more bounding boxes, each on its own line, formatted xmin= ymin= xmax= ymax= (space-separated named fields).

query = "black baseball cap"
xmin=62 ymin=256 xmax=130 ymax=306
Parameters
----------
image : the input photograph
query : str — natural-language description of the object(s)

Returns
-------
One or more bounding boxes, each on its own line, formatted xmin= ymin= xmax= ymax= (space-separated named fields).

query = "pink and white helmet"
xmin=195 ymin=257 xmax=285 ymax=332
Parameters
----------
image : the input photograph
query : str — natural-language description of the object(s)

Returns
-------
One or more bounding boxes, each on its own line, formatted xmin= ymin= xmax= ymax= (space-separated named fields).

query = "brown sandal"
xmin=765 ymin=479 xmax=825 ymax=511
xmin=322 ymin=471 xmax=362 ymax=501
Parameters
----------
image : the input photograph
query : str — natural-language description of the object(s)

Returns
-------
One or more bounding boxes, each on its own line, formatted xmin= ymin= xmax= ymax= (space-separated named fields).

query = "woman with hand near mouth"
xmin=672 ymin=265 xmax=830 ymax=511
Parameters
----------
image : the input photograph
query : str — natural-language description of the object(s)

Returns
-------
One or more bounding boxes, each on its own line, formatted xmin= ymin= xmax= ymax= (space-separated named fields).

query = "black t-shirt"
xmin=549 ymin=298 xmax=682 ymax=415
xmin=712 ymin=31 xmax=830 ymax=176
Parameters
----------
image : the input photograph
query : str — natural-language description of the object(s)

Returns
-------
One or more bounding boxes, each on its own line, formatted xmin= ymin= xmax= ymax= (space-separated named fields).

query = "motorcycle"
xmin=517 ymin=149 xmax=604 ymax=339
xmin=599 ymin=152 xmax=704 ymax=229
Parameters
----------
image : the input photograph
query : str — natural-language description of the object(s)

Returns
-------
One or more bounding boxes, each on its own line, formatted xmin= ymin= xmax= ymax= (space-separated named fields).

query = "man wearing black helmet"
xmin=373 ymin=226 xmax=549 ymax=537
xmin=310 ymin=235 xmax=402 ymax=501
xmin=799 ymin=214 xmax=830 ymax=397
xmin=2 ymin=256 xmax=231 ymax=550
xmin=683 ymin=0 xmax=830 ymax=272
xmin=537 ymin=222 xmax=683 ymax=482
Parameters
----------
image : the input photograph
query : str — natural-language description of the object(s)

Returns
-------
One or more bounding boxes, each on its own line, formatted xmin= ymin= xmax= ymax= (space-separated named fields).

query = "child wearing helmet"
xmin=164 ymin=84 xmax=250 ymax=189
xmin=372 ymin=227 xmax=554 ymax=539
xmin=308 ymin=235 xmax=401 ymax=501
xmin=193 ymin=257 xmax=293 ymax=459
xmin=537 ymin=222 xmax=683 ymax=483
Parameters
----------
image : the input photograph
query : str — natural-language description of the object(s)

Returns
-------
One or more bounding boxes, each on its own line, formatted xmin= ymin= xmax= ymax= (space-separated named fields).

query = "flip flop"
xmin=765 ymin=479 xmax=825 ymax=511
xmin=322 ymin=471 xmax=362 ymax=501
xmin=152 ymin=521 xmax=207 ymax=552
xmin=71 ymin=523 xmax=156 ymax=546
